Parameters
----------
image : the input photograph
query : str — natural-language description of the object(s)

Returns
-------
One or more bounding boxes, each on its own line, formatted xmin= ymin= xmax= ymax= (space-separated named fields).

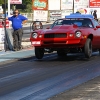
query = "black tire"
xmin=98 ymin=49 xmax=100 ymax=55
xmin=35 ymin=47 xmax=44 ymax=59
xmin=57 ymin=49 xmax=66 ymax=57
xmin=84 ymin=38 xmax=92 ymax=58
xmin=32 ymin=24 xmax=34 ymax=30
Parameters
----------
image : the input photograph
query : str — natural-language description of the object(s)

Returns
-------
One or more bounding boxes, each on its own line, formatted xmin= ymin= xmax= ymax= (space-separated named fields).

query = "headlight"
xmin=32 ymin=32 xmax=38 ymax=38
xmin=75 ymin=31 xmax=81 ymax=38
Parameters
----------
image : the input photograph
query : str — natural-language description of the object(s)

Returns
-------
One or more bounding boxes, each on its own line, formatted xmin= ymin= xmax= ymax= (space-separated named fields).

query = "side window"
xmin=50 ymin=20 xmax=58 ymax=29
xmin=82 ymin=19 xmax=93 ymax=28
xmin=92 ymin=19 xmax=99 ymax=27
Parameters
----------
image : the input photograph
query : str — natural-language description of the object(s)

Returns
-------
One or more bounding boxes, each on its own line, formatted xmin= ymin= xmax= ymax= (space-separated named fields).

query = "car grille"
xmin=44 ymin=33 xmax=67 ymax=38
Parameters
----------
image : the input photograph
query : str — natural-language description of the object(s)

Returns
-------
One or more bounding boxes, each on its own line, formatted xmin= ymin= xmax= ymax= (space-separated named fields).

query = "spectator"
xmin=7 ymin=9 xmax=28 ymax=51
xmin=93 ymin=10 xmax=98 ymax=21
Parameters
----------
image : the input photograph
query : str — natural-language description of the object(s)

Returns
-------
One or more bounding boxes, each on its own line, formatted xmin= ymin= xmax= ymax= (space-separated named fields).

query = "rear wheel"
xmin=35 ymin=47 xmax=44 ymax=59
xmin=84 ymin=38 xmax=92 ymax=58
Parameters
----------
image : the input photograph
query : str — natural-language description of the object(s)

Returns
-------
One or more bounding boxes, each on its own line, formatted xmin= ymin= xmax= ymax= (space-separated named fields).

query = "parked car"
xmin=30 ymin=13 xmax=100 ymax=59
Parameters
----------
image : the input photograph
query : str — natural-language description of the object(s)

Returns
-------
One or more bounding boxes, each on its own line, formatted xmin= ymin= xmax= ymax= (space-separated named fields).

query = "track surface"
xmin=0 ymin=51 xmax=100 ymax=100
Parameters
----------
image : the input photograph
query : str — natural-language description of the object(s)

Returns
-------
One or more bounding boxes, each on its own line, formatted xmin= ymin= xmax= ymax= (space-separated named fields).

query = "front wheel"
xmin=84 ymin=38 xmax=92 ymax=58
xmin=35 ymin=47 xmax=44 ymax=59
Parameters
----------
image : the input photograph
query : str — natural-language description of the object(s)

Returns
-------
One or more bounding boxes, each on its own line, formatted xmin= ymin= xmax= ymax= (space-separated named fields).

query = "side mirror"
xmin=96 ymin=25 xmax=100 ymax=28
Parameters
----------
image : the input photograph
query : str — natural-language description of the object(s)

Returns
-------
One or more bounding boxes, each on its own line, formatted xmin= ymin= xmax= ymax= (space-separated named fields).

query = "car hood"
xmin=37 ymin=25 xmax=78 ymax=34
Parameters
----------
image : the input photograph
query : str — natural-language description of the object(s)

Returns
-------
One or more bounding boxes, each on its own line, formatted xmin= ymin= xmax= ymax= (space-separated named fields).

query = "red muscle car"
xmin=30 ymin=13 xmax=100 ymax=59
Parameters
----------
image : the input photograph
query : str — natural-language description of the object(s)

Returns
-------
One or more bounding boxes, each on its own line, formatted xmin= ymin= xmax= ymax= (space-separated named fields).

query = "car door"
xmin=92 ymin=19 xmax=100 ymax=48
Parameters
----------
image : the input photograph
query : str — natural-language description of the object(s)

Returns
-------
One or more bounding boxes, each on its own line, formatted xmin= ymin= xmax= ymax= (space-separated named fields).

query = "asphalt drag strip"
xmin=0 ymin=51 xmax=100 ymax=100
xmin=0 ymin=48 xmax=35 ymax=63
xmin=49 ymin=76 xmax=100 ymax=100
xmin=0 ymin=54 xmax=100 ymax=100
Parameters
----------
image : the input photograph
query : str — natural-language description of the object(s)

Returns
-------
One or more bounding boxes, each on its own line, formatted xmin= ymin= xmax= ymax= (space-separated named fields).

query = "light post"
xmin=73 ymin=0 xmax=74 ymax=13
xmin=8 ymin=0 xmax=10 ymax=17
xmin=4 ymin=0 xmax=8 ymax=51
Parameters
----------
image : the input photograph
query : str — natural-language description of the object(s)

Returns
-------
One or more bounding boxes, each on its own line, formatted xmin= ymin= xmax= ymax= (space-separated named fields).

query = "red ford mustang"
xmin=30 ymin=13 xmax=100 ymax=59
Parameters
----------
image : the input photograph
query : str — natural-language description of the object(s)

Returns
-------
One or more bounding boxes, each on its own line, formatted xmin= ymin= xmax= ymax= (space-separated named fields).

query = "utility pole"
xmin=4 ymin=0 xmax=8 ymax=51
xmin=8 ymin=0 xmax=10 ymax=17
xmin=73 ymin=0 xmax=74 ymax=13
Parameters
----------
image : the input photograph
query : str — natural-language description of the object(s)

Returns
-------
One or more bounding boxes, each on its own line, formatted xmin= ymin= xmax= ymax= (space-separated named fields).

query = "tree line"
xmin=0 ymin=0 xmax=32 ymax=5
xmin=0 ymin=0 xmax=32 ymax=12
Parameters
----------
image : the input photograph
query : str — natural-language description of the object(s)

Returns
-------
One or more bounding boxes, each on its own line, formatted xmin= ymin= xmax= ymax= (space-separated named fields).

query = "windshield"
xmin=50 ymin=18 xmax=93 ymax=29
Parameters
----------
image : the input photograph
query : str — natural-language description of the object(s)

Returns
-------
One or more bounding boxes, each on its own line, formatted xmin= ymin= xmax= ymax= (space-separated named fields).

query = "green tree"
xmin=22 ymin=0 xmax=32 ymax=5
xmin=21 ymin=0 xmax=32 ymax=13
xmin=0 ymin=0 xmax=32 ymax=5
xmin=0 ymin=0 xmax=32 ymax=13
xmin=0 ymin=0 xmax=3 ymax=5
xmin=0 ymin=0 xmax=8 ymax=5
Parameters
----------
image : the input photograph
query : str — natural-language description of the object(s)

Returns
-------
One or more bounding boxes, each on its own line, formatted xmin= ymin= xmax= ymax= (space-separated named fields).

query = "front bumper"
xmin=30 ymin=38 xmax=87 ymax=48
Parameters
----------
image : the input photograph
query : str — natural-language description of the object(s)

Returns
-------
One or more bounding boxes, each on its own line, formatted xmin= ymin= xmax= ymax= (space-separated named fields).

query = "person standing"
xmin=7 ymin=9 xmax=28 ymax=51
xmin=93 ymin=10 xmax=98 ymax=21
